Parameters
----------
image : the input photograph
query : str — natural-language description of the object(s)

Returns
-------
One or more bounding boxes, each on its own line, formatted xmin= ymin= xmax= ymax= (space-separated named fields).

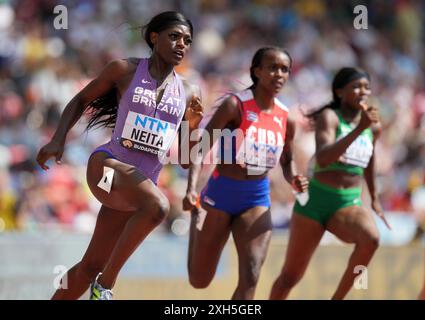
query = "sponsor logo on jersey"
xmin=121 ymin=112 xmax=177 ymax=156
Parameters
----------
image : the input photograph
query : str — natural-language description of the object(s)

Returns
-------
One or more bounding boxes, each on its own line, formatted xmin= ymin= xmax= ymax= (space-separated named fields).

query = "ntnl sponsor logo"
xmin=122 ymin=112 xmax=176 ymax=151
xmin=247 ymin=142 xmax=280 ymax=167
xmin=134 ymin=114 xmax=170 ymax=134
xmin=251 ymin=143 xmax=279 ymax=155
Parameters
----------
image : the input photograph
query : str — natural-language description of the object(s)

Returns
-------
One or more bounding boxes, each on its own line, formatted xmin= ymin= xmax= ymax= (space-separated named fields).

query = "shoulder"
xmin=316 ymin=107 xmax=339 ymax=128
xmin=107 ymin=58 xmax=138 ymax=72
xmin=100 ymin=58 xmax=139 ymax=80
xmin=233 ymin=89 xmax=254 ymax=103
xmin=208 ymin=93 xmax=241 ymax=124
xmin=220 ymin=93 xmax=241 ymax=110
xmin=319 ymin=107 xmax=338 ymax=120
xmin=220 ymin=89 xmax=254 ymax=112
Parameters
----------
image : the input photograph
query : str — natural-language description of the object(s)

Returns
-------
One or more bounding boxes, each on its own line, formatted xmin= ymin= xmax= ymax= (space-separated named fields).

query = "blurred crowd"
xmin=0 ymin=0 xmax=424 ymax=238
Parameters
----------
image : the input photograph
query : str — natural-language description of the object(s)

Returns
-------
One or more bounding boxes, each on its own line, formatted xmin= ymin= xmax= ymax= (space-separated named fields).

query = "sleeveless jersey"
xmin=219 ymin=89 xmax=289 ymax=175
xmin=314 ymin=109 xmax=373 ymax=175
xmin=93 ymin=58 xmax=187 ymax=183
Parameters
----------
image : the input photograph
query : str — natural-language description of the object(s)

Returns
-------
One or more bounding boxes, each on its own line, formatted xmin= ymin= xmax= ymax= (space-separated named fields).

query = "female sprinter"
xmin=269 ymin=67 xmax=390 ymax=300
xmin=182 ymin=47 xmax=308 ymax=299
xmin=36 ymin=11 xmax=203 ymax=300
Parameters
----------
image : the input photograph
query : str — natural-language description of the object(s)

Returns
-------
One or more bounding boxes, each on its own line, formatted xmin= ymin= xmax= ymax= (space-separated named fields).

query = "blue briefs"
xmin=200 ymin=170 xmax=270 ymax=216
xmin=91 ymin=147 xmax=116 ymax=160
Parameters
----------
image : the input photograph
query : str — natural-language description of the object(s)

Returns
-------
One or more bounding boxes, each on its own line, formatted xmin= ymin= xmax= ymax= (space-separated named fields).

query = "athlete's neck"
xmin=252 ymin=87 xmax=274 ymax=112
xmin=339 ymin=104 xmax=361 ymax=124
xmin=148 ymin=55 xmax=174 ymax=86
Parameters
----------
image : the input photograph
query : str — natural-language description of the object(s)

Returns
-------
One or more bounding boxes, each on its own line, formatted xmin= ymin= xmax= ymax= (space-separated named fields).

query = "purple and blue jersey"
xmin=93 ymin=58 xmax=187 ymax=183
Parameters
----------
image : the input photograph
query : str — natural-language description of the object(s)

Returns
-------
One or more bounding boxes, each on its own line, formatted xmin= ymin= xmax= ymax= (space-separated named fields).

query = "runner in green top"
xmin=270 ymin=67 xmax=391 ymax=300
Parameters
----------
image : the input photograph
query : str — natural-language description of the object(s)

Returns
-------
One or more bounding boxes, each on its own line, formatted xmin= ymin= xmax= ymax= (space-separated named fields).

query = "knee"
xmin=187 ymin=256 xmax=215 ymax=289
xmin=358 ymin=231 xmax=380 ymax=252
xmin=147 ymin=196 xmax=170 ymax=225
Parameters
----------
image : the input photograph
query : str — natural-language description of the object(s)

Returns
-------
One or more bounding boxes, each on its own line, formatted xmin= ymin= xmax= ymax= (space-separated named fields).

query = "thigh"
xmin=86 ymin=152 xmax=166 ymax=212
xmin=80 ymin=205 xmax=133 ymax=268
xmin=189 ymin=204 xmax=232 ymax=273
xmin=326 ymin=206 xmax=379 ymax=244
xmin=231 ymin=206 xmax=272 ymax=265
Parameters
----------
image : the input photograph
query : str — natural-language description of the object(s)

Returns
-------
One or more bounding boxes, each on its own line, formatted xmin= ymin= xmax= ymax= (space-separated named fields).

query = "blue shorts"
xmin=200 ymin=171 xmax=270 ymax=216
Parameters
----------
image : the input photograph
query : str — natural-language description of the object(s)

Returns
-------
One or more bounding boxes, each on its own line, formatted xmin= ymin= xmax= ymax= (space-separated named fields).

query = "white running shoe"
xmin=89 ymin=273 xmax=113 ymax=300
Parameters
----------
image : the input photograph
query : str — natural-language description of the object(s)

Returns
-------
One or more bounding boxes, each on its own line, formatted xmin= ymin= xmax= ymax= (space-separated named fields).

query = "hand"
xmin=371 ymin=198 xmax=391 ymax=230
xmin=36 ymin=140 xmax=65 ymax=170
xmin=182 ymin=190 xmax=200 ymax=211
xmin=358 ymin=102 xmax=379 ymax=130
xmin=185 ymin=95 xmax=203 ymax=130
xmin=291 ymin=174 xmax=309 ymax=193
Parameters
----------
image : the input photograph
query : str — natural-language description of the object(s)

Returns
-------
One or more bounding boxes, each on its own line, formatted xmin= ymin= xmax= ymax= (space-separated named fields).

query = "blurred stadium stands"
xmin=0 ymin=0 xmax=424 ymax=299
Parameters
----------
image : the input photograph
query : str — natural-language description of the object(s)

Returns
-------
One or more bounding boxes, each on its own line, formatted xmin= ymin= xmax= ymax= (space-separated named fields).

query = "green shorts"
xmin=294 ymin=178 xmax=362 ymax=226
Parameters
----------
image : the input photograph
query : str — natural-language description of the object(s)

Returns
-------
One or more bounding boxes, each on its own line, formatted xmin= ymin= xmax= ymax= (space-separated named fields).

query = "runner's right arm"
xmin=36 ymin=59 xmax=129 ymax=170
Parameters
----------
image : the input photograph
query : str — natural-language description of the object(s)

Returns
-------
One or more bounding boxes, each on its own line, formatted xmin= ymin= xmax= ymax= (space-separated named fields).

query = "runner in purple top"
xmin=93 ymin=56 xmax=188 ymax=184
xmin=36 ymin=11 xmax=203 ymax=300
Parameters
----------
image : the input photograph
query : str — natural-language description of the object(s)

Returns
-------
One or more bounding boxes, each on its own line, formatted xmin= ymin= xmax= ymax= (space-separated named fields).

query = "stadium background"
xmin=0 ymin=0 xmax=424 ymax=299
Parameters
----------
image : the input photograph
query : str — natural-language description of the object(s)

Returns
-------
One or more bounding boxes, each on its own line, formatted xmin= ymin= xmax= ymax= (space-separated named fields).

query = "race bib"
xmin=120 ymin=112 xmax=177 ymax=156
xmin=236 ymin=138 xmax=283 ymax=170
xmin=339 ymin=134 xmax=373 ymax=168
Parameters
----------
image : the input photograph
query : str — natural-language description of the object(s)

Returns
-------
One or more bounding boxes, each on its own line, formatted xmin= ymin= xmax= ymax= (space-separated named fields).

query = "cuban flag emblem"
xmin=247 ymin=111 xmax=258 ymax=122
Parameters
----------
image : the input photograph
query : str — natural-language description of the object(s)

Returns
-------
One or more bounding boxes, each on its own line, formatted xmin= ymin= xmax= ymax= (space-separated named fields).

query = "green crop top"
xmin=314 ymin=109 xmax=373 ymax=176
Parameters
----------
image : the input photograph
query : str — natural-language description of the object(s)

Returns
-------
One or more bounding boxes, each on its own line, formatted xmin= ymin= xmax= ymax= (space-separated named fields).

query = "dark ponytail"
xmin=307 ymin=67 xmax=370 ymax=120
xmin=249 ymin=46 xmax=292 ymax=89
xmin=85 ymin=88 xmax=118 ymax=131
